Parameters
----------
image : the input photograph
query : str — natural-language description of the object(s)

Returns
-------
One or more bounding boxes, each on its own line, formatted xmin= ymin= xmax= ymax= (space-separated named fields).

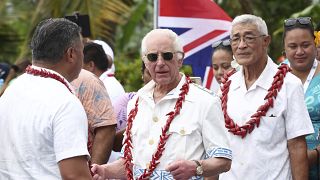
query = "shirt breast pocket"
xmin=253 ymin=115 xmax=284 ymax=144
xmin=163 ymin=125 xmax=197 ymax=161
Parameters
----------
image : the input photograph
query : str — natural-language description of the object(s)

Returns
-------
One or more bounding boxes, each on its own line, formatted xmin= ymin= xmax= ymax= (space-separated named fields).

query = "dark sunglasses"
xmin=284 ymin=17 xmax=312 ymax=27
xmin=212 ymin=39 xmax=231 ymax=48
xmin=145 ymin=52 xmax=179 ymax=62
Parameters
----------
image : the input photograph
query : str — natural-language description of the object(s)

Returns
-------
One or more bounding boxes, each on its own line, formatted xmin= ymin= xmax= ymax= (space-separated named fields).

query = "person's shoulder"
xmin=114 ymin=92 xmax=136 ymax=107
xmin=188 ymin=83 xmax=221 ymax=107
xmin=102 ymin=75 xmax=124 ymax=89
xmin=285 ymin=71 xmax=303 ymax=86
xmin=75 ymin=69 xmax=100 ymax=82
xmin=72 ymin=69 xmax=105 ymax=88
xmin=190 ymin=82 xmax=218 ymax=98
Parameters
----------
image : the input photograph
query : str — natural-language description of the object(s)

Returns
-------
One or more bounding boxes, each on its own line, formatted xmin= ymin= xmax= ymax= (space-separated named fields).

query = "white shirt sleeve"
xmin=285 ymin=81 xmax=314 ymax=140
xmin=202 ymin=95 xmax=232 ymax=160
xmin=53 ymin=97 xmax=90 ymax=162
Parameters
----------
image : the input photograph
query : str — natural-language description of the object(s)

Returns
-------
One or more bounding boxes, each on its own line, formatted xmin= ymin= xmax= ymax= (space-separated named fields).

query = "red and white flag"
xmin=156 ymin=0 xmax=232 ymax=91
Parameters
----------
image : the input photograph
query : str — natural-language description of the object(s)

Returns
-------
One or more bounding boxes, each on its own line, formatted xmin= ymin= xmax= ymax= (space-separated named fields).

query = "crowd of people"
xmin=0 ymin=12 xmax=320 ymax=180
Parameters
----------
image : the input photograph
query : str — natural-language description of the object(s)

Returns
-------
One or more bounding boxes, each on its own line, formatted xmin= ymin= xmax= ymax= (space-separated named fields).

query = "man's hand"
xmin=165 ymin=159 xmax=197 ymax=179
xmin=91 ymin=158 xmax=127 ymax=180
xmin=91 ymin=164 xmax=106 ymax=180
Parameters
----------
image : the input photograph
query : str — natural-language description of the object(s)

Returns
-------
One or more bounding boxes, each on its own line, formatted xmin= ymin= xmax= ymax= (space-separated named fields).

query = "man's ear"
xmin=65 ymin=47 xmax=76 ymax=63
xmin=83 ymin=61 xmax=95 ymax=72
xmin=263 ymin=35 xmax=271 ymax=47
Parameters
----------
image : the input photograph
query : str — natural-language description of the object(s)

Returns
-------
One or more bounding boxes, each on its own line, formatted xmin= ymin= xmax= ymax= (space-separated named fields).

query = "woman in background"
xmin=283 ymin=17 xmax=320 ymax=180
xmin=211 ymin=39 xmax=234 ymax=84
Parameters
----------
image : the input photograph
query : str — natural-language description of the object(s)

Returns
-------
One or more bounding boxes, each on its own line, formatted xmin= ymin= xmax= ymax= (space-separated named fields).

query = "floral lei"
xmin=220 ymin=64 xmax=291 ymax=138
xmin=123 ymin=76 xmax=192 ymax=180
xmin=25 ymin=65 xmax=73 ymax=93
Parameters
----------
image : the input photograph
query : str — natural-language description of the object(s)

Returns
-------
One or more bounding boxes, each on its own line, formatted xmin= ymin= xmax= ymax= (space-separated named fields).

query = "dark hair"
xmin=214 ymin=44 xmax=232 ymax=54
xmin=30 ymin=18 xmax=81 ymax=64
xmin=83 ymin=42 xmax=108 ymax=71
xmin=282 ymin=17 xmax=315 ymax=44
xmin=212 ymin=40 xmax=233 ymax=58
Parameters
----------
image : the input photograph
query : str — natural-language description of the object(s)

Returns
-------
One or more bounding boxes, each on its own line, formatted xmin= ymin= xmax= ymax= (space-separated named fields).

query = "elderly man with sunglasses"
xmin=218 ymin=14 xmax=314 ymax=180
xmin=91 ymin=28 xmax=232 ymax=180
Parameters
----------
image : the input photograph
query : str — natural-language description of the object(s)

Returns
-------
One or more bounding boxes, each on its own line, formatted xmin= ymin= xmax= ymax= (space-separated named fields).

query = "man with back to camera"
xmin=85 ymin=40 xmax=125 ymax=105
xmin=0 ymin=18 xmax=92 ymax=179
xmin=71 ymin=42 xmax=117 ymax=165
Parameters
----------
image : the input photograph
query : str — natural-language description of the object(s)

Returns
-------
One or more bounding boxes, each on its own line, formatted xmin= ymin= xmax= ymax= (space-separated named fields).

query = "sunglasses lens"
xmin=147 ymin=53 xmax=158 ymax=62
xmin=285 ymin=19 xmax=295 ymax=26
xmin=162 ymin=52 xmax=174 ymax=61
xmin=212 ymin=41 xmax=222 ymax=48
xmin=222 ymin=40 xmax=230 ymax=46
xmin=298 ymin=17 xmax=311 ymax=25
xmin=212 ymin=40 xmax=230 ymax=48
xmin=285 ymin=17 xmax=311 ymax=27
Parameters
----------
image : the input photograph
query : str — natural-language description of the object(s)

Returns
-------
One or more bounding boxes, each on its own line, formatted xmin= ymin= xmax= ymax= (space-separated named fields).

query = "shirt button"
xmin=180 ymin=128 xmax=185 ymax=135
xmin=153 ymin=116 xmax=159 ymax=122
xmin=149 ymin=139 xmax=154 ymax=145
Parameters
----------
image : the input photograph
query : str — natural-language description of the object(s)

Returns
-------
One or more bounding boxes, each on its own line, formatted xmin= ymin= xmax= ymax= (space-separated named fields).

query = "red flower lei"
xmin=123 ymin=76 xmax=192 ymax=180
xmin=25 ymin=65 xmax=73 ymax=93
xmin=220 ymin=64 xmax=291 ymax=138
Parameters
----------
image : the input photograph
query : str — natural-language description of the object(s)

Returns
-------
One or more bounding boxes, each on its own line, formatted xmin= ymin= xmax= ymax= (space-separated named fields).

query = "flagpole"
xmin=153 ymin=0 xmax=158 ymax=29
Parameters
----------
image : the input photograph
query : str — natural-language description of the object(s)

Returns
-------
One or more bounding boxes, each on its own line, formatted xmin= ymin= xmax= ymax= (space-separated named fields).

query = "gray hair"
xmin=30 ymin=18 xmax=81 ymax=64
xmin=232 ymin=14 xmax=268 ymax=36
xmin=140 ymin=29 xmax=183 ymax=57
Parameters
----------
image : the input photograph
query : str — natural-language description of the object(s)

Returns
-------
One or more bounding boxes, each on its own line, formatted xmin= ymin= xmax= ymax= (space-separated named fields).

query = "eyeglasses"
xmin=212 ymin=40 xmax=231 ymax=48
xmin=230 ymin=35 xmax=265 ymax=46
xmin=284 ymin=17 xmax=312 ymax=27
xmin=145 ymin=51 xmax=181 ymax=62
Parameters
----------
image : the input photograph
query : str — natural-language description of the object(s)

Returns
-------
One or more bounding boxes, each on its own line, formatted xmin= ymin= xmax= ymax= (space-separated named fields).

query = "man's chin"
xmin=235 ymin=58 xmax=251 ymax=66
xmin=155 ymin=78 xmax=171 ymax=85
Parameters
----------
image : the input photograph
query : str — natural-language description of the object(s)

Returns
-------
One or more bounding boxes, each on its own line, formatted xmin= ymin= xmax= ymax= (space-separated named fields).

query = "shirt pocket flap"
xmin=168 ymin=124 xmax=197 ymax=136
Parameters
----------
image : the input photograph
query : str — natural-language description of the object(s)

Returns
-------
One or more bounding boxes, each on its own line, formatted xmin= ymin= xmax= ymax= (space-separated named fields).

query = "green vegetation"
xmin=0 ymin=0 xmax=319 ymax=91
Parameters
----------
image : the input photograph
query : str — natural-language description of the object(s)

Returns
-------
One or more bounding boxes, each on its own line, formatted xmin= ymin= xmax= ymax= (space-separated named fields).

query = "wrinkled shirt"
xmin=220 ymin=58 xmax=314 ymax=180
xmin=123 ymin=74 xmax=232 ymax=179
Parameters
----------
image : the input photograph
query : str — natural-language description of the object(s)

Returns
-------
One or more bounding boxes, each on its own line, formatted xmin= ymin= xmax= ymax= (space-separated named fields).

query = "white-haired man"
xmin=219 ymin=14 xmax=314 ymax=180
xmin=90 ymin=28 xmax=232 ymax=180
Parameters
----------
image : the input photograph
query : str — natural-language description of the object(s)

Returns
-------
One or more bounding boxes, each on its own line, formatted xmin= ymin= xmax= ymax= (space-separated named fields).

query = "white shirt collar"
xmin=231 ymin=57 xmax=276 ymax=91
xmin=137 ymin=73 xmax=193 ymax=102
xmin=30 ymin=65 xmax=75 ymax=94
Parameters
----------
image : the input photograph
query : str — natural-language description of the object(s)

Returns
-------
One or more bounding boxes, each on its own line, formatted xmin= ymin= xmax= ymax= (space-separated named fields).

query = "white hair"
xmin=140 ymin=29 xmax=183 ymax=59
xmin=232 ymin=14 xmax=268 ymax=37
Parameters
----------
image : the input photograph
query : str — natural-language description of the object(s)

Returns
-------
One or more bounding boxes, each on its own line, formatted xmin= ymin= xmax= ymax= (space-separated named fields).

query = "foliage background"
xmin=0 ymin=0 xmax=320 ymax=91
